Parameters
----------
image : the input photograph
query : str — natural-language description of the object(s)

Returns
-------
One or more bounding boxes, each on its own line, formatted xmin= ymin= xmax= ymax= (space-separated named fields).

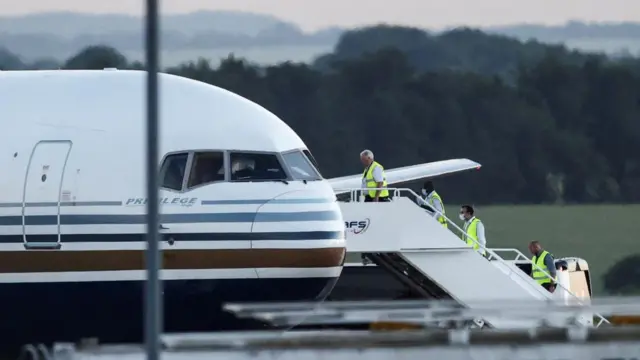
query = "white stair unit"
xmin=337 ymin=187 xmax=608 ymax=328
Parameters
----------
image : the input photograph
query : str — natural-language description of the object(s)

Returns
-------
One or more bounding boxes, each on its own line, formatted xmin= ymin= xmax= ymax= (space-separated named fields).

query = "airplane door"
xmin=22 ymin=140 xmax=73 ymax=250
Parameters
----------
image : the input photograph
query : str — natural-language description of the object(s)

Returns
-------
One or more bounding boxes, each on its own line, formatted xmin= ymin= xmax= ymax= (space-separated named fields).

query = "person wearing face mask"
xmin=420 ymin=181 xmax=447 ymax=228
xmin=459 ymin=205 xmax=487 ymax=257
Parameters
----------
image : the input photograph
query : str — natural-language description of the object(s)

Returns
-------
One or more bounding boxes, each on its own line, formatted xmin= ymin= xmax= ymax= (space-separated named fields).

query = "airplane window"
xmin=187 ymin=151 xmax=225 ymax=188
xmin=303 ymin=149 xmax=321 ymax=173
xmin=160 ymin=152 xmax=189 ymax=191
xmin=229 ymin=152 xmax=287 ymax=181
xmin=282 ymin=151 xmax=322 ymax=181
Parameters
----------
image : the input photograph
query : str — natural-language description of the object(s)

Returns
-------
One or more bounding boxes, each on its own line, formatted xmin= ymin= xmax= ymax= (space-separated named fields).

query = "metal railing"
xmin=18 ymin=344 xmax=52 ymax=360
xmin=339 ymin=187 xmax=405 ymax=202
xmin=337 ymin=187 xmax=609 ymax=327
xmin=50 ymin=324 xmax=640 ymax=355
xmin=226 ymin=297 xmax=640 ymax=330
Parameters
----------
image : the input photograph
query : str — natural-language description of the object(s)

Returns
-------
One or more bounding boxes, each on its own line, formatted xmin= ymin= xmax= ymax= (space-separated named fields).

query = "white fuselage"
xmin=0 ymin=69 xmax=346 ymax=345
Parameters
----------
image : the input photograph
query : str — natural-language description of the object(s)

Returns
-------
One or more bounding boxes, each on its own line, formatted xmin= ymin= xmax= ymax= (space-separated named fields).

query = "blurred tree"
xmin=2 ymin=24 xmax=639 ymax=204
xmin=63 ymin=45 xmax=128 ymax=70
xmin=603 ymin=255 xmax=640 ymax=295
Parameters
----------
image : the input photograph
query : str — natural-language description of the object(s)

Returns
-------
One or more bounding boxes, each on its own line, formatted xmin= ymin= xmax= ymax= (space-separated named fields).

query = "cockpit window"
xmin=160 ymin=152 xmax=189 ymax=191
xmin=187 ymin=151 xmax=225 ymax=189
xmin=282 ymin=150 xmax=322 ymax=181
xmin=229 ymin=152 xmax=287 ymax=181
xmin=302 ymin=149 xmax=321 ymax=173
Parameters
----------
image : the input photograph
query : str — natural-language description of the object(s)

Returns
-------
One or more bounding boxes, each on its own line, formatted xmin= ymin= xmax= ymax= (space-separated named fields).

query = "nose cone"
xmin=251 ymin=187 xmax=346 ymax=303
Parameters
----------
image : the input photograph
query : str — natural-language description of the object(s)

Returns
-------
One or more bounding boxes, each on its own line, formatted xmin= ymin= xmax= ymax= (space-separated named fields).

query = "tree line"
xmin=2 ymin=25 xmax=639 ymax=205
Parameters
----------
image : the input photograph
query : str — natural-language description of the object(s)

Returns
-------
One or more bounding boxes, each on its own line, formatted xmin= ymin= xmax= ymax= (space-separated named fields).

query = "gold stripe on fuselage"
xmin=0 ymin=248 xmax=346 ymax=273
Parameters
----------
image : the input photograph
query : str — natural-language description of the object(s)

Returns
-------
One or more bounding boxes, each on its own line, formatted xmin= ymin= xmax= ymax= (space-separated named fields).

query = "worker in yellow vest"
xmin=421 ymin=181 xmax=447 ymax=228
xmin=360 ymin=149 xmax=389 ymax=202
xmin=459 ymin=205 xmax=487 ymax=257
xmin=528 ymin=240 xmax=557 ymax=293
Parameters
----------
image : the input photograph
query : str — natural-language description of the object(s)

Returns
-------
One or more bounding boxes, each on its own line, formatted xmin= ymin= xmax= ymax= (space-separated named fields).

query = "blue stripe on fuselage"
xmin=201 ymin=198 xmax=335 ymax=205
xmin=0 ymin=198 xmax=336 ymax=208
xmin=0 ymin=231 xmax=345 ymax=244
xmin=0 ymin=210 xmax=340 ymax=226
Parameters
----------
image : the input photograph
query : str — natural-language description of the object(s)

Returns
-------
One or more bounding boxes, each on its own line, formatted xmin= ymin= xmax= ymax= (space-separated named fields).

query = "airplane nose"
xmin=251 ymin=189 xmax=346 ymax=303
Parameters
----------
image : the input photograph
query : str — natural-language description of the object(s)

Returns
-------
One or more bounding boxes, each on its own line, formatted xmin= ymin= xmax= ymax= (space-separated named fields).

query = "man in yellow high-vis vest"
xmin=459 ymin=205 xmax=487 ymax=257
xmin=421 ymin=181 xmax=447 ymax=228
xmin=528 ymin=240 xmax=557 ymax=293
xmin=360 ymin=149 xmax=389 ymax=202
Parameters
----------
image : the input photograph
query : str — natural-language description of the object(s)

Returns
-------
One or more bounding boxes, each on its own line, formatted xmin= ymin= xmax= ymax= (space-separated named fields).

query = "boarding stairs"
xmin=336 ymin=188 xmax=608 ymax=329
xmin=365 ymin=252 xmax=452 ymax=301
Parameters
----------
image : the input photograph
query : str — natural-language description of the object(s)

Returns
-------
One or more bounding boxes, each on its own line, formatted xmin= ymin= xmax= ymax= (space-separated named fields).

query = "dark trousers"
xmin=364 ymin=195 xmax=390 ymax=202
xmin=541 ymin=282 xmax=555 ymax=292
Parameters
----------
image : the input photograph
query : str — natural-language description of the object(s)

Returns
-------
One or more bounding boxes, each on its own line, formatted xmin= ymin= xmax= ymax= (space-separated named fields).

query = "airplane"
xmin=0 ymin=69 xmax=480 ymax=347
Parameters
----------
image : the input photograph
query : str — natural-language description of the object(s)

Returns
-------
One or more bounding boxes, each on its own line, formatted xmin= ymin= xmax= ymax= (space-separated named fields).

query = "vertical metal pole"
xmin=144 ymin=0 xmax=161 ymax=360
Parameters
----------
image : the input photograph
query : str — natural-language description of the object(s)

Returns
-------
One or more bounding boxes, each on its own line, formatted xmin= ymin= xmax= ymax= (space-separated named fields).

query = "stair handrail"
xmin=339 ymin=187 xmax=609 ymax=326
xmin=412 ymin=189 xmax=564 ymax=289
xmin=488 ymin=248 xmax=529 ymax=262
xmin=342 ymin=188 xmax=404 ymax=202
xmin=407 ymin=187 xmax=609 ymax=326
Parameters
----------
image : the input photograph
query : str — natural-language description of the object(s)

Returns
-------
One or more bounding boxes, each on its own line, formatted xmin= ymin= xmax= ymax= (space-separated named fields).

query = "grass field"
xmin=346 ymin=204 xmax=640 ymax=295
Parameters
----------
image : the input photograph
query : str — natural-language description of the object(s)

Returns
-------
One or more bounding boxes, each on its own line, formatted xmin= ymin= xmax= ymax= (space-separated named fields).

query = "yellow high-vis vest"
xmin=532 ymin=250 xmax=556 ymax=285
xmin=427 ymin=191 xmax=447 ymax=228
xmin=363 ymin=161 xmax=389 ymax=198
xmin=461 ymin=217 xmax=486 ymax=255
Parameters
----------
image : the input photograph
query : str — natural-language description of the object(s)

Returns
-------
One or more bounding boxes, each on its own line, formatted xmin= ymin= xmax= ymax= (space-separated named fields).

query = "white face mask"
xmin=458 ymin=214 xmax=465 ymax=221
xmin=421 ymin=189 xmax=427 ymax=196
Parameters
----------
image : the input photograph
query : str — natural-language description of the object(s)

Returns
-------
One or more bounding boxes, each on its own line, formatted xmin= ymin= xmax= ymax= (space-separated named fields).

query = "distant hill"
xmin=486 ymin=20 xmax=640 ymax=40
xmin=0 ymin=10 xmax=286 ymax=37
xmin=0 ymin=11 xmax=343 ymax=64
xmin=0 ymin=11 xmax=639 ymax=65
xmin=485 ymin=21 xmax=640 ymax=57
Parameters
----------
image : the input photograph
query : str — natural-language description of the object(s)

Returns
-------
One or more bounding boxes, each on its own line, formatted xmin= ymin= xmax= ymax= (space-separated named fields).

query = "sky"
xmin=1 ymin=0 xmax=636 ymax=31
